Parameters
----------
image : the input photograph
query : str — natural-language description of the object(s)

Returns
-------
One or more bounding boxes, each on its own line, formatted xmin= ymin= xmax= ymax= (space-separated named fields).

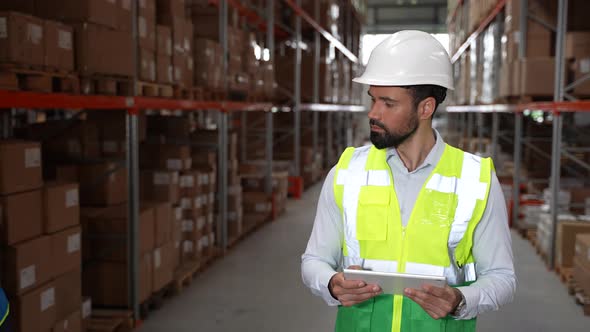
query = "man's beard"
xmin=369 ymin=116 xmax=419 ymax=149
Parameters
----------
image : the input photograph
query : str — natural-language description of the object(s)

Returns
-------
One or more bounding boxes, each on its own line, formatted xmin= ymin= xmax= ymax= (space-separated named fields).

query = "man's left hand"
xmin=403 ymin=285 xmax=462 ymax=320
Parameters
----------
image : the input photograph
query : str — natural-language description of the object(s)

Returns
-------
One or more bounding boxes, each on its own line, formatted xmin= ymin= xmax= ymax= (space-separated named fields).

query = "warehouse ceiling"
xmin=366 ymin=0 xmax=448 ymax=34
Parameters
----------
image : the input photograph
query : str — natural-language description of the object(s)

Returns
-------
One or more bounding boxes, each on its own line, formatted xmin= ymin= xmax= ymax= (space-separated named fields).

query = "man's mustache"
xmin=369 ymin=119 xmax=387 ymax=131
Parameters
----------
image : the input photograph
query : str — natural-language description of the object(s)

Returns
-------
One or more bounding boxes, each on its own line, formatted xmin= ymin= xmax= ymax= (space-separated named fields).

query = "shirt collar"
xmin=385 ymin=128 xmax=446 ymax=170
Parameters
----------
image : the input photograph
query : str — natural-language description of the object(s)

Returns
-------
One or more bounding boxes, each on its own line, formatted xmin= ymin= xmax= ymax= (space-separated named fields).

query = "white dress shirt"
xmin=301 ymin=129 xmax=516 ymax=320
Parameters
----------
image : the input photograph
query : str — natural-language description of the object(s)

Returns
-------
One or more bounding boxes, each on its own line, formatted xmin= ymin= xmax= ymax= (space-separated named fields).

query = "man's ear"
xmin=419 ymin=97 xmax=436 ymax=120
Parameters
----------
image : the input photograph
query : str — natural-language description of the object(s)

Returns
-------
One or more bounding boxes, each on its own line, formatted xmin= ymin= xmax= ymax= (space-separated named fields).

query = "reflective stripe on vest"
xmin=0 ymin=288 xmax=9 ymax=328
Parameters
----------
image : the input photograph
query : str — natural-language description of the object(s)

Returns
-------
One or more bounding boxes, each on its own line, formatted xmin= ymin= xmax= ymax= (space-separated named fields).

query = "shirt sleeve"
xmin=301 ymin=166 xmax=344 ymax=306
xmin=455 ymin=171 xmax=517 ymax=319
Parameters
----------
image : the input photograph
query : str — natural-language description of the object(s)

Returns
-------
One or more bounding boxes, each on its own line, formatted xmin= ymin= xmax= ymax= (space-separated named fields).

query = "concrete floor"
xmin=139 ymin=183 xmax=589 ymax=332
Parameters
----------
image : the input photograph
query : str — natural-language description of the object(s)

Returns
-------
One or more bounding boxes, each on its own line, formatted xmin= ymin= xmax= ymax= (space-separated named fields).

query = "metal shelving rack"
xmin=446 ymin=0 xmax=590 ymax=270
xmin=0 ymin=0 xmax=367 ymax=323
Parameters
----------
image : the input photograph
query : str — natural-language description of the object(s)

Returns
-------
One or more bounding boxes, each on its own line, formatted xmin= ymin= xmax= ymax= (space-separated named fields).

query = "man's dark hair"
xmin=401 ymin=85 xmax=447 ymax=117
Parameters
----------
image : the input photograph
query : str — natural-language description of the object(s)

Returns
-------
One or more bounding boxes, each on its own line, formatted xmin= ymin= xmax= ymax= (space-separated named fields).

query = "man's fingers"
xmin=334 ymin=283 xmax=380 ymax=295
xmin=407 ymin=294 xmax=448 ymax=320
xmin=421 ymin=284 xmax=448 ymax=297
xmin=339 ymin=289 xmax=382 ymax=306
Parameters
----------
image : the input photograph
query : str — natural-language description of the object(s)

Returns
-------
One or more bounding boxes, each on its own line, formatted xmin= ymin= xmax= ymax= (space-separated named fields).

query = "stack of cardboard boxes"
xmin=573 ymin=233 xmax=590 ymax=302
xmin=190 ymin=130 xmax=239 ymax=242
xmin=1 ymin=140 xmax=84 ymax=332
xmin=138 ymin=0 xmax=157 ymax=83
xmin=158 ymin=0 xmax=193 ymax=88
xmin=566 ymin=32 xmax=590 ymax=97
xmin=0 ymin=10 xmax=75 ymax=74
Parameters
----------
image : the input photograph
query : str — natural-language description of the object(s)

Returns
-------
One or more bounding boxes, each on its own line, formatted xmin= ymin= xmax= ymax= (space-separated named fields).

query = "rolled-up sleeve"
xmin=455 ymin=172 xmax=517 ymax=319
xmin=301 ymin=167 xmax=343 ymax=306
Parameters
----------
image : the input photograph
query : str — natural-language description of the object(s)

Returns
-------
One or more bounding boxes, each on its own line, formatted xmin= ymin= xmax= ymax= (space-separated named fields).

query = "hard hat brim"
xmin=352 ymin=76 xmax=455 ymax=90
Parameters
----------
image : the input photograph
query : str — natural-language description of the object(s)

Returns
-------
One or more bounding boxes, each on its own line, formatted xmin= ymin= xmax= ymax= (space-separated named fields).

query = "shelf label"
xmin=66 ymin=188 xmax=79 ymax=208
xmin=68 ymin=233 xmax=81 ymax=253
xmin=20 ymin=265 xmax=36 ymax=289
xmin=25 ymin=148 xmax=41 ymax=168
xmin=0 ymin=18 xmax=7 ymax=39
xmin=41 ymin=287 xmax=55 ymax=312
xmin=58 ymin=29 xmax=72 ymax=50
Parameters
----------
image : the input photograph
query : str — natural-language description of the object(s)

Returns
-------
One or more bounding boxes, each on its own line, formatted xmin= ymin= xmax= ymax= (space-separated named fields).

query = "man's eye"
xmin=385 ymin=103 xmax=394 ymax=108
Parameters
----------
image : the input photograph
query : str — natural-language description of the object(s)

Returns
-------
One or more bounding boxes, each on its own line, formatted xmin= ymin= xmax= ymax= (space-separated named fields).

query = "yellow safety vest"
xmin=333 ymin=144 xmax=492 ymax=332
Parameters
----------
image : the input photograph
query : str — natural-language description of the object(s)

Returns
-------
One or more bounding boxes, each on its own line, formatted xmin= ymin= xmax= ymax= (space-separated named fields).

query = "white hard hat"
xmin=353 ymin=30 xmax=454 ymax=90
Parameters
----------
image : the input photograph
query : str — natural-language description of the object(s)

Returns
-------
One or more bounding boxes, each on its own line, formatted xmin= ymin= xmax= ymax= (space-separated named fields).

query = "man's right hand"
xmin=328 ymin=265 xmax=382 ymax=307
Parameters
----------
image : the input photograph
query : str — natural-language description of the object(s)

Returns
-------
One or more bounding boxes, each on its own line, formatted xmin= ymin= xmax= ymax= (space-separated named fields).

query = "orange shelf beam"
xmin=208 ymin=0 xmax=289 ymax=38
xmin=0 ymin=89 xmax=275 ymax=113
xmin=446 ymin=101 xmax=590 ymax=113
xmin=450 ymin=0 xmax=507 ymax=64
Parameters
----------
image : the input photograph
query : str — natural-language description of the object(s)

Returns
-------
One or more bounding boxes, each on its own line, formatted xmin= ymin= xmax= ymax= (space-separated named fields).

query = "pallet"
xmin=0 ymin=63 xmax=79 ymax=93
xmin=172 ymin=259 xmax=201 ymax=294
xmin=139 ymin=283 xmax=176 ymax=319
xmin=136 ymin=81 xmax=174 ymax=98
xmin=173 ymin=85 xmax=193 ymax=100
xmin=568 ymin=280 xmax=590 ymax=315
xmin=80 ymin=74 xmax=133 ymax=96
xmin=200 ymin=88 xmax=227 ymax=101
xmin=555 ymin=265 xmax=573 ymax=284
xmin=86 ymin=309 xmax=134 ymax=332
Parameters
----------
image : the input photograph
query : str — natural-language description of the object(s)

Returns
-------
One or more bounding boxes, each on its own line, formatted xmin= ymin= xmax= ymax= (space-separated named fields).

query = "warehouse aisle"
xmin=138 ymin=183 xmax=589 ymax=332
xmin=138 ymin=183 xmax=336 ymax=332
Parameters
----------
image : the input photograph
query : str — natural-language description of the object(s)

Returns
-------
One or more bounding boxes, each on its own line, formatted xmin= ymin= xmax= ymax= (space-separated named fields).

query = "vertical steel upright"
xmin=513 ymin=0 xmax=529 ymax=228
xmin=549 ymin=0 xmax=568 ymax=269
xmin=241 ymin=112 xmax=247 ymax=163
xmin=346 ymin=113 xmax=353 ymax=146
xmin=127 ymin=0 xmax=140 ymax=320
xmin=293 ymin=0 xmax=302 ymax=177
xmin=218 ymin=0 xmax=229 ymax=250
xmin=491 ymin=112 xmax=499 ymax=162
xmin=265 ymin=0 xmax=275 ymax=195
xmin=312 ymin=0 xmax=321 ymax=159
xmin=477 ymin=113 xmax=483 ymax=154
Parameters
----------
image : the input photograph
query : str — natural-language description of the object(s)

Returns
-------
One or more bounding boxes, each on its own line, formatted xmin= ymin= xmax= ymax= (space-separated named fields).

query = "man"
xmin=0 ymin=288 xmax=9 ymax=332
xmin=301 ymin=30 xmax=516 ymax=331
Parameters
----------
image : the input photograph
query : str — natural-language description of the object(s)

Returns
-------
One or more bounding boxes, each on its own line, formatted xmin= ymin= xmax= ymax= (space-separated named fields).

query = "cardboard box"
xmin=72 ymin=22 xmax=134 ymax=76
xmin=36 ymin=0 xmax=119 ymax=29
xmin=0 ymin=11 xmax=44 ymax=66
xmin=573 ymin=58 xmax=590 ymax=96
xmin=56 ymin=165 xmax=80 ymax=183
xmin=576 ymin=233 xmax=590 ymax=264
xmin=191 ymin=14 xmax=219 ymax=40
xmin=139 ymin=8 xmax=156 ymax=52
xmin=118 ymin=0 xmax=132 ymax=31
xmin=82 ymin=252 xmax=152 ymax=307
xmin=556 ymin=222 xmax=590 ymax=268
xmin=14 ymin=281 xmax=57 ymax=332
xmin=53 ymin=310 xmax=82 ymax=332
xmin=54 ymin=268 xmax=82 ymax=322
xmin=3 ymin=235 xmax=52 ymax=296
xmin=140 ymin=143 xmax=192 ymax=171
xmin=44 ymin=20 xmax=74 ymax=71
xmin=157 ymin=53 xmax=174 ymax=84
xmin=242 ymin=192 xmax=272 ymax=214
xmin=0 ymin=0 xmax=36 ymax=14
xmin=51 ymin=226 xmax=82 ymax=277
xmin=573 ymin=256 xmax=590 ymax=302
xmin=79 ymin=162 xmax=128 ymax=206
xmin=85 ymin=205 xmax=155 ymax=259
xmin=139 ymin=48 xmax=157 ymax=82
xmin=520 ymin=57 xmax=555 ymax=96
xmin=43 ymin=182 xmax=80 ymax=233
xmin=156 ymin=0 xmax=185 ymax=25
xmin=140 ymin=170 xmax=180 ymax=204
xmin=156 ymin=25 xmax=172 ymax=56
xmin=1 ymin=189 xmax=43 ymax=245
xmin=146 ymin=115 xmax=191 ymax=139
xmin=179 ymin=171 xmax=203 ymax=197
xmin=566 ymin=32 xmax=590 ymax=59
xmin=152 ymin=242 xmax=174 ymax=292
xmin=0 ymin=140 xmax=42 ymax=195
xmin=149 ymin=202 xmax=172 ymax=246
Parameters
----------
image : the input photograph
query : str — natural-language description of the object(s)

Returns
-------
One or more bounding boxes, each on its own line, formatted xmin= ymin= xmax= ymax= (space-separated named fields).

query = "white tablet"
xmin=343 ymin=269 xmax=447 ymax=295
